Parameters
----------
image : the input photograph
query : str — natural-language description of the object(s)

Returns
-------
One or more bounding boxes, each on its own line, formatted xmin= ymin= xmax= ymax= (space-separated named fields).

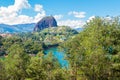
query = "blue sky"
xmin=0 ymin=0 xmax=120 ymax=28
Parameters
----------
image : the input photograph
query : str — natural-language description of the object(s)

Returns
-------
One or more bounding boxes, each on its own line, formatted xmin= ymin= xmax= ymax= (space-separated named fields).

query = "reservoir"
xmin=44 ymin=47 xmax=68 ymax=68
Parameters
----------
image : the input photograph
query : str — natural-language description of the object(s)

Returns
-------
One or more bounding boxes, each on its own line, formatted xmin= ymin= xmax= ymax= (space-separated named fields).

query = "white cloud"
xmin=54 ymin=15 xmax=63 ymax=20
xmin=68 ymin=11 xmax=86 ymax=18
xmin=17 ymin=15 xmax=33 ymax=24
xmin=58 ymin=20 xmax=85 ymax=28
xmin=0 ymin=0 xmax=46 ymax=25
xmin=56 ymin=12 xmax=86 ymax=28
xmin=34 ymin=13 xmax=46 ymax=22
xmin=87 ymin=16 xmax=95 ymax=23
xmin=0 ymin=14 xmax=34 ymax=25
xmin=34 ymin=4 xmax=46 ymax=22
xmin=105 ymin=16 xmax=112 ymax=21
xmin=0 ymin=0 xmax=85 ymax=29
xmin=0 ymin=0 xmax=30 ymax=15
xmin=14 ymin=0 xmax=31 ymax=10
xmin=34 ymin=4 xmax=43 ymax=12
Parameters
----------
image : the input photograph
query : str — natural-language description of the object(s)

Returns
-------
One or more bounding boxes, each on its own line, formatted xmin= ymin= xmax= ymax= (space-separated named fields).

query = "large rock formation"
xmin=34 ymin=16 xmax=57 ymax=31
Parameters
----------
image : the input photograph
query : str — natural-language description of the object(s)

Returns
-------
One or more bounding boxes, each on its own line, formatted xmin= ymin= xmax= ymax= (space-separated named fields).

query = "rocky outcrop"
xmin=34 ymin=16 xmax=57 ymax=31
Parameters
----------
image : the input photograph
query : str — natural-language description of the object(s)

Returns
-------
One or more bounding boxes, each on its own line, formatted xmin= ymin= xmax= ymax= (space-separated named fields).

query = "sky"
xmin=0 ymin=0 xmax=120 ymax=28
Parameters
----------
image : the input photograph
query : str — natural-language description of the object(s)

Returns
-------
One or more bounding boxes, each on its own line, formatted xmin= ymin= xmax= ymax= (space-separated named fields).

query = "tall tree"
xmin=0 ymin=60 xmax=6 ymax=80
xmin=5 ymin=44 xmax=30 ymax=80
xmin=62 ymin=17 xmax=120 ymax=80
xmin=26 ymin=55 xmax=47 ymax=80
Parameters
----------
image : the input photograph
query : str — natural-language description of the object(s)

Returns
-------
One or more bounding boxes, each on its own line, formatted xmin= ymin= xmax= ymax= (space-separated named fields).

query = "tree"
xmin=0 ymin=60 xmax=6 ymax=80
xmin=2 ymin=37 xmax=22 ymax=55
xmin=5 ymin=44 xmax=30 ymax=80
xmin=0 ymin=36 xmax=5 ymax=56
xmin=42 ymin=53 xmax=61 ymax=80
xmin=26 ymin=56 xmax=47 ymax=80
xmin=26 ymin=52 xmax=64 ymax=80
xmin=23 ymin=39 xmax=43 ymax=54
xmin=62 ymin=16 xmax=120 ymax=80
xmin=0 ymin=36 xmax=2 ymax=46
xmin=52 ymin=69 xmax=67 ymax=80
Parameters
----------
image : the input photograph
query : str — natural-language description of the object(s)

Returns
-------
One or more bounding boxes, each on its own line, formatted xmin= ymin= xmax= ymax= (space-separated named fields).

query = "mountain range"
xmin=0 ymin=23 xmax=35 ymax=33
xmin=0 ymin=23 xmax=82 ymax=33
xmin=0 ymin=16 xmax=83 ymax=33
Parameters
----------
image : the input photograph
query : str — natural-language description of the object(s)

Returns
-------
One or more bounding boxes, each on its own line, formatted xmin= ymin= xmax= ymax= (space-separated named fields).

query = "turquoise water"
xmin=44 ymin=47 xmax=68 ymax=67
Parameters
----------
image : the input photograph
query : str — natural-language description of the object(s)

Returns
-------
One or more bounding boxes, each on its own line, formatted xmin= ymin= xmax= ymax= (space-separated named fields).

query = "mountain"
xmin=13 ymin=23 xmax=35 ymax=32
xmin=0 ymin=24 xmax=16 ymax=33
xmin=34 ymin=16 xmax=57 ymax=31
xmin=0 ymin=23 xmax=82 ymax=33
xmin=0 ymin=23 xmax=35 ymax=33
xmin=75 ymin=28 xmax=83 ymax=32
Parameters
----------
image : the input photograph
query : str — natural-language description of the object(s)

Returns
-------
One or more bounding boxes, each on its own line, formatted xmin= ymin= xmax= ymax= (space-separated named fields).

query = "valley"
xmin=0 ymin=0 xmax=120 ymax=79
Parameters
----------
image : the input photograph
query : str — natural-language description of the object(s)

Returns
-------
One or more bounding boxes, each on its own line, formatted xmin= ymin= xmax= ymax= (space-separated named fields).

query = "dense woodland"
xmin=0 ymin=17 xmax=120 ymax=80
xmin=0 ymin=26 xmax=77 ymax=56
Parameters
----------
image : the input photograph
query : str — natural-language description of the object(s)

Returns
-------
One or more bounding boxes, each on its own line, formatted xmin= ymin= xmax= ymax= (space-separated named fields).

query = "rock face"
xmin=34 ymin=16 xmax=57 ymax=31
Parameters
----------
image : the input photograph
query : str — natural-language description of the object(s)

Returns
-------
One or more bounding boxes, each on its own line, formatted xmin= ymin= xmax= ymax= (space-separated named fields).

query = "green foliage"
xmin=81 ymin=54 xmax=112 ymax=80
xmin=0 ymin=36 xmax=5 ymax=56
xmin=26 ymin=57 xmax=47 ymax=80
xmin=1 ymin=35 xmax=43 ymax=55
xmin=0 ymin=26 xmax=78 ymax=80
xmin=41 ymin=53 xmax=61 ymax=80
xmin=5 ymin=44 xmax=30 ymax=80
xmin=0 ymin=60 xmax=6 ymax=80
xmin=23 ymin=39 xmax=43 ymax=54
xmin=18 ymin=26 xmax=78 ymax=46
xmin=0 ymin=45 xmax=67 ymax=80
xmin=0 ymin=36 xmax=2 ymax=46
xmin=52 ymin=69 xmax=67 ymax=80
xmin=62 ymin=16 xmax=120 ymax=80
xmin=26 ymin=53 xmax=65 ymax=80
xmin=1 ymin=16 xmax=120 ymax=80
xmin=0 ymin=26 xmax=77 ymax=56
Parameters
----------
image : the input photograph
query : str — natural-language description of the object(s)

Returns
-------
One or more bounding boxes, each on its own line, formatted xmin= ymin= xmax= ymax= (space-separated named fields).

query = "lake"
xmin=44 ymin=47 xmax=68 ymax=68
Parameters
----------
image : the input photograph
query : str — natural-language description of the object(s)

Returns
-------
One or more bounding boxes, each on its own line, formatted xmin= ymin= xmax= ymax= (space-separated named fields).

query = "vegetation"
xmin=0 ymin=17 xmax=120 ymax=80
xmin=61 ymin=16 xmax=120 ymax=80
xmin=0 ymin=26 xmax=77 ymax=80
xmin=18 ymin=26 xmax=78 ymax=46
xmin=0 ymin=26 xmax=77 ymax=56
xmin=0 ymin=44 xmax=67 ymax=80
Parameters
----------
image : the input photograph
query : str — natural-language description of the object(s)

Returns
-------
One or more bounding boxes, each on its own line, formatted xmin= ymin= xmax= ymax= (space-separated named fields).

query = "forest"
xmin=0 ymin=17 xmax=120 ymax=80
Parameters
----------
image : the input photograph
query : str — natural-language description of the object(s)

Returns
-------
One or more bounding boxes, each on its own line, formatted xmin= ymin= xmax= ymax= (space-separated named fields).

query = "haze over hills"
xmin=0 ymin=16 xmax=83 ymax=33
xmin=0 ymin=23 xmax=35 ymax=33
xmin=0 ymin=23 xmax=82 ymax=33
xmin=0 ymin=22 xmax=82 ymax=33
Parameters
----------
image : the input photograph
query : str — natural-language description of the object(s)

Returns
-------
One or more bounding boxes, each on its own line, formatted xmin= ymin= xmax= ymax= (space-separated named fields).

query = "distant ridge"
xmin=0 ymin=23 xmax=35 ymax=33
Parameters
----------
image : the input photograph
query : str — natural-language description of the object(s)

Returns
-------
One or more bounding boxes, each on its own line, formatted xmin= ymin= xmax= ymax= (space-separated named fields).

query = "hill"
xmin=18 ymin=26 xmax=78 ymax=46
xmin=0 ymin=23 xmax=35 ymax=33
